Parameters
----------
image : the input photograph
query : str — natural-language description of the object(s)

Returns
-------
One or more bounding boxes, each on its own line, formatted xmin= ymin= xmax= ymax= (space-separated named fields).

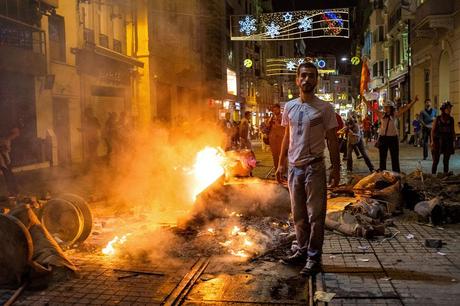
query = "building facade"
xmin=410 ymin=0 xmax=460 ymax=133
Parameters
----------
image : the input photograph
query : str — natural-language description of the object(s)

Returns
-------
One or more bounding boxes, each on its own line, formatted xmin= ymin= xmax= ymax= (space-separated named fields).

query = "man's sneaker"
xmin=299 ymin=259 xmax=321 ymax=276
xmin=281 ymin=252 xmax=307 ymax=266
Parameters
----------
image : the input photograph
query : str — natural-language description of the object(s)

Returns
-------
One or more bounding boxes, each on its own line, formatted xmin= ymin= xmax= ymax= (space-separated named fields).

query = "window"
xmin=113 ymin=39 xmax=121 ymax=53
xmin=372 ymin=63 xmax=378 ymax=78
xmin=379 ymin=61 xmax=384 ymax=77
xmin=395 ymin=40 xmax=401 ymax=66
xmin=424 ymin=69 xmax=430 ymax=100
xmin=99 ymin=33 xmax=108 ymax=48
xmin=389 ymin=45 xmax=394 ymax=68
xmin=49 ymin=15 xmax=66 ymax=62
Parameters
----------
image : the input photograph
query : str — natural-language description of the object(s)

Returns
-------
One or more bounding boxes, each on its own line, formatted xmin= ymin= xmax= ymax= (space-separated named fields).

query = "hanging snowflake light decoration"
xmin=298 ymin=16 xmax=313 ymax=32
xmin=265 ymin=22 xmax=280 ymax=38
xmin=286 ymin=61 xmax=296 ymax=71
xmin=297 ymin=58 xmax=305 ymax=65
xmin=239 ymin=16 xmax=257 ymax=36
xmin=282 ymin=12 xmax=293 ymax=22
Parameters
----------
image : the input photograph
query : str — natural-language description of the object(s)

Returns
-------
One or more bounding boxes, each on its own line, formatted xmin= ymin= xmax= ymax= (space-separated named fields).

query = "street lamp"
xmin=341 ymin=57 xmax=348 ymax=62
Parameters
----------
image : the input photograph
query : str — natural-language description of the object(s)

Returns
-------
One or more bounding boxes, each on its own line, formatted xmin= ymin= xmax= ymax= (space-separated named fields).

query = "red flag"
xmin=360 ymin=57 xmax=370 ymax=97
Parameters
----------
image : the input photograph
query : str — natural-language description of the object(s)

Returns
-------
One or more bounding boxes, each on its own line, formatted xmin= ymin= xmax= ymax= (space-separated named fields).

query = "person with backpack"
xmin=420 ymin=98 xmax=437 ymax=160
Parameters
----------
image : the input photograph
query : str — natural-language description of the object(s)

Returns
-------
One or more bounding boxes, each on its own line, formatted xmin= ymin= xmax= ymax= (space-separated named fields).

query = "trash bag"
xmin=414 ymin=198 xmax=443 ymax=225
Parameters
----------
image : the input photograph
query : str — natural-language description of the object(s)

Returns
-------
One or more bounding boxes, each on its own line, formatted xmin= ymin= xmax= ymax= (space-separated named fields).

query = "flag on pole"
xmin=360 ymin=57 xmax=370 ymax=97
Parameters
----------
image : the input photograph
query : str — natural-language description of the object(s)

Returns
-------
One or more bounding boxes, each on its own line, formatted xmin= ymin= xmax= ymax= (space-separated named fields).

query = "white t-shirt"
xmin=281 ymin=97 xmax=338 ymax=166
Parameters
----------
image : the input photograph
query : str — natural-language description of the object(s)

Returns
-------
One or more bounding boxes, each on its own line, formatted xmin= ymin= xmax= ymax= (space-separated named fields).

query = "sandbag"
xmin=353 ymin=171 xmax=400 ymax=191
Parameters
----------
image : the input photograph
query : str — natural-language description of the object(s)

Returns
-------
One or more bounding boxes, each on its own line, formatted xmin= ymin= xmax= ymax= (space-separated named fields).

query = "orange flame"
xmin=102 ymin=233 xmax=131 ymax=256
xmin=189 ymin=147 xmax=225 ymax=201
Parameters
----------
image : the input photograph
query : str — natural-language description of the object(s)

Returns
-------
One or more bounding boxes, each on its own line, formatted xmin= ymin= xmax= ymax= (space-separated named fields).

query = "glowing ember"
xmin=230 ymin=249 xmax=248 ymax=258
xmin=243 ymin=238 xmax=253 ymax=247
xmin=102 ymin=233 xmax=131 ymax=256
xmin=219 ymin=240 xmax=233 ymax=247
xmin=190 ymin=147 xmax=225 ymax=201
xmin=231 ymin=225 xmax=241 ymax=235
xmin=207 ymin=228 xmax=215 ymax=234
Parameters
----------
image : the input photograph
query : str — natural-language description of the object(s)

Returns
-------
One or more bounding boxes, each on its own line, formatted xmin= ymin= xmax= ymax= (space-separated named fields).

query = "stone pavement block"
xmin=323 ymin=272 xmax=397 ymax=299
xmin=329 ymin=299 xmax=403 ymax=305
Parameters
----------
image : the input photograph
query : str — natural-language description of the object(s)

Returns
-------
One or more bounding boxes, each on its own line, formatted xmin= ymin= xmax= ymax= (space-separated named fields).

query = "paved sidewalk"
xmin=1 ymin=141 xmax=460 ymax=305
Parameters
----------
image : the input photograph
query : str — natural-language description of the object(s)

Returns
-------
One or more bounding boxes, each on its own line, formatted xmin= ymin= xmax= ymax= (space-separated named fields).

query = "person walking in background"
xmin=412 ymin=114 xmax=422 ymax=147
xmin=103 ymin=112 xmax=118 ymax=164
xmin=364 ymin=95 xmax=418 ymax=172
xmin=268 ymin=104 xmax=285 ymax=171
xmin=431 ymin=101 xmax=455 ymax=175
xmin=345 ymin=119 xmax=374 ymax=173
xmin=239 ymin=111 xmax=252 ymax=150
xmin=222 ymin=112 xmax=234 ymax=151
xmin=276 ymin=62 xmax=340 ymax=276
xmin=0 ymin=127 xmax=20 ymax=196
xmin=259 ymin=114 xmax=270 ymax=152
xmin=81 ymin=107 xmax=101 ymax=170
xmin=420 ymin=98 xmax=437 ymax=160
xmin=362 ymin=115 xmax=372 ymax=144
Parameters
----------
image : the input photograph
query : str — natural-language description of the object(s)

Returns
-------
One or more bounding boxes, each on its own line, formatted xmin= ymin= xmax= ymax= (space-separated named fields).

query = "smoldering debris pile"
xmin=182 ymin=177 xmax=291 ymax=228
xmin=403 ymin=172 xmax=460 ymax=225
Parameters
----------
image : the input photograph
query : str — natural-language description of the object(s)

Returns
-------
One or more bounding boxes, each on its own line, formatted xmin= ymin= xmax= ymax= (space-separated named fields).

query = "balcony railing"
xmin=0 ymin=16 xmax=45 ymax=54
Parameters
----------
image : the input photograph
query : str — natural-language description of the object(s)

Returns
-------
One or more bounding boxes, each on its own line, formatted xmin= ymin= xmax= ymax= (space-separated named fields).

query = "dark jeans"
xmin=422 ymin=127 xmax=431 ymax=159
xmin=347 ymin=140 xmax=374 ymax=172
xmin=378 ymin=136 xmax=400 ymax=172
xmin=432 ymin=150 xmax=451 ymax=174
xmin=1 ymin=166 xmax=18 ymax=196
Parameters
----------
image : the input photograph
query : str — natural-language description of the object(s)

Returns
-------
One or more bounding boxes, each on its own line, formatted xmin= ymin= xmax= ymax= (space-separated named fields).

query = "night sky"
xmin=271 ymin=0 xmax=360 ymax=57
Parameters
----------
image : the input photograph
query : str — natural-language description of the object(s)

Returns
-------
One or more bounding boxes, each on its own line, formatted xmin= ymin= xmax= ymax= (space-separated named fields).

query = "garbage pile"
xmin=403 ymin=172 xmax=460 ymax=225
xmin=326 ymin=171 xmax=401 ymax=238
xmin=0 ymin=194 xmax=92 ymax=289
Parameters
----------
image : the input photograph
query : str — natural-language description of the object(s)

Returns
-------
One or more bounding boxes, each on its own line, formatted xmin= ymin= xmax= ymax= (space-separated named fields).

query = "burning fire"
xmin=189 ymin=147 xmax=226 ymax=201
xmin=102 ymin=233 xmax=131 ymax=256
xmin=218 ymin=225 xmax=255 ymax=258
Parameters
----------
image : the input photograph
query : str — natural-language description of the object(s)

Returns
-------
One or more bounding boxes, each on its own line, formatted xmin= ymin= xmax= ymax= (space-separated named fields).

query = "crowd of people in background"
xmin=221 ymin=95 xmax=458 ymax=178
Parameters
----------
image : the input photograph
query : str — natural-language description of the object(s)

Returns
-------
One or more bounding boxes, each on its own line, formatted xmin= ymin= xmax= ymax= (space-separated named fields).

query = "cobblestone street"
xmin=1 ymin=142 xmax=460 ymax=305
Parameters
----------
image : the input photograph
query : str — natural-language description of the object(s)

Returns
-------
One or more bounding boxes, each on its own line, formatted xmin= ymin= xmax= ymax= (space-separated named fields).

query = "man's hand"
xmin=275 ymin=165 xmax=286 ymax=184
xmin=328 ymin=167 xmax=340 ymax=187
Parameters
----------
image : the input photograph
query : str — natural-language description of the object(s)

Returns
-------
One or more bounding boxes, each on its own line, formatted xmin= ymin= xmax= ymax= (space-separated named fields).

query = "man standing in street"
xmin=239 ymin=111 xmax=252 ymax=150
xmin=276 ymin=62 xmax=341 ymax=276
xmin=420 ymin=99 xmax=437 ymax=160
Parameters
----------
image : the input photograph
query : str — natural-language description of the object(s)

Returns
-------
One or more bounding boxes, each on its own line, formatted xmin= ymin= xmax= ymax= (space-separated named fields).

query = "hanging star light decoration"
xmin=282 ymin=12 xmax=293 ymax=22
xmin=231 ymin=8 xmax=349 ymax=40
xmin=286 ymin=61 xmax=296 ymax=71
xmin=265 ymin=22 xmax=280 ymax=38
xmin=298 ymin=16 xmax=313 ymax=32
xmin=297 ymin=58 xmax=305 ymax=64
xmin=239 ymin=15 xmax=257 ymax=36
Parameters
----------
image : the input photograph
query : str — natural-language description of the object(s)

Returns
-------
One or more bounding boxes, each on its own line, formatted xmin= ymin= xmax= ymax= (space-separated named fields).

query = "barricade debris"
xmin=0 ymin=194 xmax=90 ymax=289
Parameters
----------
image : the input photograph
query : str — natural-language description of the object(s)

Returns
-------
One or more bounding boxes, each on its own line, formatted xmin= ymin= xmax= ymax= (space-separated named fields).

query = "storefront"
xmin=75 ymin=47 xmax=143 ymax=158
